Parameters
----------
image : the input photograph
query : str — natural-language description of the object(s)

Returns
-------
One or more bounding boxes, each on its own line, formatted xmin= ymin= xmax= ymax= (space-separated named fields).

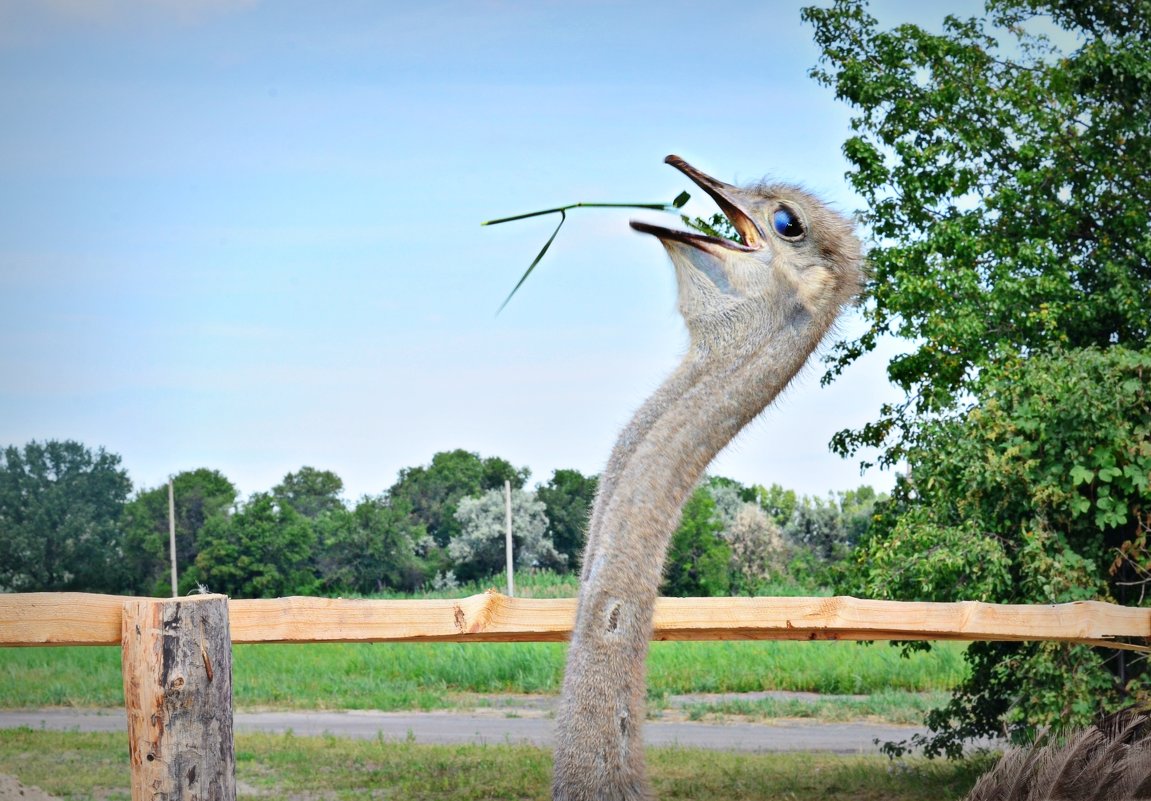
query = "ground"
xmin=0 ymin=774 xmax=57 ymax=801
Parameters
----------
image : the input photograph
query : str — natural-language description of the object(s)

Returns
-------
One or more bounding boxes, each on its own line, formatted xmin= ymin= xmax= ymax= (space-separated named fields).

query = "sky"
xmin=0 ymin=0 xmax=980 ymax=503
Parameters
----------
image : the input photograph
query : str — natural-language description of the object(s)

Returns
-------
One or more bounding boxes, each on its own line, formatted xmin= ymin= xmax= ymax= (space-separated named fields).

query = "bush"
xmin=846 ymin=347 xmax=1151 ymax=755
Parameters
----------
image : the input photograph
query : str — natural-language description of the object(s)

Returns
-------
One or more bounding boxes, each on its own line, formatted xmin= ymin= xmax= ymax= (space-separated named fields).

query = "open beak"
xmin=630 ymin=155 xmax=764 ymax=253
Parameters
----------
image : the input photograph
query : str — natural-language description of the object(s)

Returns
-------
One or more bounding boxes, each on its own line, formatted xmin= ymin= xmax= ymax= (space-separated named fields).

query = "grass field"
xmin=0 ymin=639 xmax=967 ymax=714
xmin=0 ymin=729 xmax=994 ymax=801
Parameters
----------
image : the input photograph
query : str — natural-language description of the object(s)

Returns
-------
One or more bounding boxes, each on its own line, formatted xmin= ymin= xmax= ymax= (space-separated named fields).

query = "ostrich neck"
xmin=579 ymin=356 xmax=705 ymax=582
xmin=553 ymin=320 xmax=821 ymax=801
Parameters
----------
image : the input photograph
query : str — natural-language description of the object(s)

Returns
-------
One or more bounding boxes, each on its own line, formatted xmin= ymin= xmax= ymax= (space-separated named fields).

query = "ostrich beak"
xmin=629 ymin=155 xmax=765 ymax=253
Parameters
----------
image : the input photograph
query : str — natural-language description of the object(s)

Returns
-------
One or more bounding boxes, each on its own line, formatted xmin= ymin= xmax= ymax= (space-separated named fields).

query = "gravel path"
xmin=0 ymin=705 xmax=924 ymax=754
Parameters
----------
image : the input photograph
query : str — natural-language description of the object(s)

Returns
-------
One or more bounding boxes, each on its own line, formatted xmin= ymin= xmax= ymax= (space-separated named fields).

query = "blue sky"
xmin=0 ymin=1 xmax=977 ymax=502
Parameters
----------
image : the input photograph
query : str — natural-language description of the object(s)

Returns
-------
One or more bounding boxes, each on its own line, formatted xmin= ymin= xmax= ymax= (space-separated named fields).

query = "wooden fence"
xmin=2 ymin=591 xmax=1150 ymax=800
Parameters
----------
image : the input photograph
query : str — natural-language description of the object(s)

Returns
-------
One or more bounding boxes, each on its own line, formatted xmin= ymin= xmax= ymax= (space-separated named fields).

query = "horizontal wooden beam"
xmin=1 ymin=591 xmax=1148 ymax=649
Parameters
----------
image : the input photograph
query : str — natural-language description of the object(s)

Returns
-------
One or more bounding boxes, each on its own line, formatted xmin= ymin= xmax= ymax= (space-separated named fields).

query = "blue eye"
xmin=772 ymin=207 xmax=804 ymax=239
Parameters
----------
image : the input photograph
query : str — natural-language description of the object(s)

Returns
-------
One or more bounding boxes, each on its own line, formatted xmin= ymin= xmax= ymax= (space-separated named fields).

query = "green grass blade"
xmin=496 ymin=209 xmax=566 ymax=314
xmin=486 ymin=192 xmax=691 ymax=312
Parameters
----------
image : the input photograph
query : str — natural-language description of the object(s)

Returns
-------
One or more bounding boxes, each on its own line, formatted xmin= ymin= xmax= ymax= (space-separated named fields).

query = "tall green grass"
xmin=0 ymin=639 xmax=967 ymax=710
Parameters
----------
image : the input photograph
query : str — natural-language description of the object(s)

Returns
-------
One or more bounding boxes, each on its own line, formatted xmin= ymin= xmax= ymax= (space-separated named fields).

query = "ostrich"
xmin=551 ymin=155 xmax=1151 ymax=801
xmin=553 ymin=154 xmax=864 ymax=800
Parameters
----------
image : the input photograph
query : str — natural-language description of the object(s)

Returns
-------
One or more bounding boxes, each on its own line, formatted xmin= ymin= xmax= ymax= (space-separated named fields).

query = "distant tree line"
xmin=0 ymin=439 xmax=883 ymax=598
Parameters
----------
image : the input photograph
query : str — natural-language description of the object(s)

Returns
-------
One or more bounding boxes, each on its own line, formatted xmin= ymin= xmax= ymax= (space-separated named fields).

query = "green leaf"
xmin=1098 ymin=466 xmax=1122 ymax=483
xmin=1069 ymin=465 xmax=1095 ymax=486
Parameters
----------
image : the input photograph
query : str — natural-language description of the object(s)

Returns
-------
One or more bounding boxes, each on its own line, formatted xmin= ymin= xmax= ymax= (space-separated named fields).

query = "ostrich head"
xmin=631 ymin=155 xmax=862 ymax=350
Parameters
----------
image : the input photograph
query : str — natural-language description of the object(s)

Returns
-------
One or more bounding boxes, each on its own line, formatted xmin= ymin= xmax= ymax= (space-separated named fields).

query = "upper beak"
xmin=630 ymin=155 xmax=764 ymax=252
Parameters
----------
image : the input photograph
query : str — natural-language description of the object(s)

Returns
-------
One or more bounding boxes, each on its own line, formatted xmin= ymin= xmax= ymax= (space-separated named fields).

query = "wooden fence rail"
xmin=2 ymin=591 xmax=1150 ymax=800
xmin=3 ymin=591 xmax=1150 ymax=648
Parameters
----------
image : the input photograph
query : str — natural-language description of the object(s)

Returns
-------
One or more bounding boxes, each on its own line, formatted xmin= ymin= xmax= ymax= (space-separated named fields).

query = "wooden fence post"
xmin=121 ymin=594 xmax=235 ymax=801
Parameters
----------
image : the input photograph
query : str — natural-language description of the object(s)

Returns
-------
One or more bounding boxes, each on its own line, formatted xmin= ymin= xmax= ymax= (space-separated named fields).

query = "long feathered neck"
xmin=552 ymin=312 xmax=827 ymax=801
xmin=579 ymin=355 xmax=706 ymax=583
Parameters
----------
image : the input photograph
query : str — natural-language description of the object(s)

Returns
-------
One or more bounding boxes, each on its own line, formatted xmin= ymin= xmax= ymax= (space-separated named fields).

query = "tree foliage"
xmin=316 ymin=496 xmax=424 ymax=594
xmin=450 ymin=487 xmax=563 ymax=582
xmin=662 ymin=486 xmax=731 ymax=597
xmin=536 ymin=468 xmax=598 ymax=568
xmin=848 ymin=348 xmax=1150 ymax=755
xmin=194 ymin=492 xmax=320 ymax=598
xmin=387 ymin=449 xmax=530 ymax=547
xmin=272 ymin=466 xmax=345 ymax=519
xmin=0 ymin=440 xmax=131 ymax=593
xmin=804 ymin=0 xmax=1151 ymax=467
xmin=748 ymin=483 xmax=799 ymax=528
xmin=804 ymin=0 xmax=1151 ymax=752
xmin=784 ymin=496 xmax=850 ymax=563
xmin=121 ymin=468 xmax=237 ymax=595
xmin=709 ymin=480 xmax=790 ymax=594
xmin=0 ymin=434 xmax=883 ymax=598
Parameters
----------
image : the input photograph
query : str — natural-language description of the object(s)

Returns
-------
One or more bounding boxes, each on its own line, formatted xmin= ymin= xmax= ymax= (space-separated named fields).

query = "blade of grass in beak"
xmin=496 ymin=209 xmax=566 ymax=314
xmin=485 ymin=193 xmax=690 ymax=313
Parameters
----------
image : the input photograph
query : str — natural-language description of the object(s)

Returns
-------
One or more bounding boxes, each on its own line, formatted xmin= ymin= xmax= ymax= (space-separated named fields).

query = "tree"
xmin=836 ymin=485 xmax=880 ymax=546
xmin=784 ymin=496 xmax=850 ymax=563
xmin=272 ymin=467 xmax=345 ymax=519
xmin=449 ymin=487 xmax=563 ymax=582
xmin=387 ymin=450 xmax=530 ymax=546
xmin=536 ymin=468 xmax=598 ymax=569
xmin=121 ymin=468 xmax=237 ymax=595
xmin=803 ymin=0 xmax=1151 ymax=751
xmin=661 ymin=486 xmax=731 ymax=597
xmin=0 ymin=440 xmax=131 ymax=593
xmin=748 ymin=483 xmax=798 ymax=527
xmin=315 ymin=496 xmax=425 ymax=594
xmin=803 ymin=0 xmax=1151 ymax=467
xmin=707 ymin=479 xmax=790 ymax=594
xmin=846 ymin=348 xmax=1151 ymax=756
xmin=193 ymin=493 xmax=319 ymax=598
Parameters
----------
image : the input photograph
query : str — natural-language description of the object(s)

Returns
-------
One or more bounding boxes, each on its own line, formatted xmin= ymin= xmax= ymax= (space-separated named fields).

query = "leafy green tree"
xmin=121 ymin=468 xmax=237 ymax=595
xmin=803 ymin=0 xmax=1151 ymax=467
xmin=315 ymin=496 xmax=425 ymax=594
xmin=749 ymin=483 xmax=798 ymax=527
xmin=449 ymin=487 xmax=563 ymax=582
xmin=784 ymin=496 xmax=849 ymax=563
xmin=836 ymin=485 xmax=880 ymax=546
xmin=387 ymin=450 xmax=530 ymax=546
xmin=272 ymin=467 xmax=345 ymax=519
xmin=662 ymin=486 xmax=731 ymax=597
xmin=803 ymin=0 xmax=1151 ymax=752
xmin=846 ymin=348 xmax=1150 ymax=756
xmin=0 ymin=440 xmax=131 ymax=593
xmin=193 ymin=493 xmax=319 ymax=598
xmin=536 ymin=468 xmax=598 ymax=569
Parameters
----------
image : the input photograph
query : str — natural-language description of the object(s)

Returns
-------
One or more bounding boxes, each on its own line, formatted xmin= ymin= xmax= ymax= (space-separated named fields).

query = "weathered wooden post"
xmin=121 ymin=594 xmax=235 ymax=801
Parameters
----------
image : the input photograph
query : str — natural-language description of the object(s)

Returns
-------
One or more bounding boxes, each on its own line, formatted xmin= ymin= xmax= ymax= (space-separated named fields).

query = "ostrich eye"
xmin=772 ymin=207 xmax=804 ymax=239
